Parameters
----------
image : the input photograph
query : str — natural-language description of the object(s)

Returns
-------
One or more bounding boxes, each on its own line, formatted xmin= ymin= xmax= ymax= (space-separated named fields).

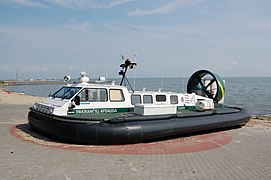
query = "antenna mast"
xmin=119 ymin=56 xmax=137 ymax=92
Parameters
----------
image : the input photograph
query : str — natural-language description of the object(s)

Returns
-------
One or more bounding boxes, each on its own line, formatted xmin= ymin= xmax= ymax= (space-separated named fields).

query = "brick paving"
xmin=0 ymin=104 xmax=271 ymax=179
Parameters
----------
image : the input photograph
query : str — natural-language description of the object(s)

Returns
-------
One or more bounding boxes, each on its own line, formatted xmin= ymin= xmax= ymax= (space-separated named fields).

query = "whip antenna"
xmin=133 ymin=53 xmax=137 ymax=91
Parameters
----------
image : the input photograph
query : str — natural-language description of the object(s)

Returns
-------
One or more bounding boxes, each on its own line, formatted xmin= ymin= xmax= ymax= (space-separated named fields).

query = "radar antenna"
xmin=119 ymin=56 xmax=137 ymax=92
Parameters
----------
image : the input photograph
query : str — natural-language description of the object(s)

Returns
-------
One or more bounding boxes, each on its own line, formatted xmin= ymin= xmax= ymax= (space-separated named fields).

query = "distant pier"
xmin=0 ymin=79 xmax=65 ymax=86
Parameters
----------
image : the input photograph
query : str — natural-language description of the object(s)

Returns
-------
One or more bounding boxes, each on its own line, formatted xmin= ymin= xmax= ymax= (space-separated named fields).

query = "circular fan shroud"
xmin=187 ymin=70 xmax=225 ymax=103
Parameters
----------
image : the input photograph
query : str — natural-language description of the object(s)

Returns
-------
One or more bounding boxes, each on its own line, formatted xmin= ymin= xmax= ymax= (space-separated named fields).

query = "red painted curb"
xmin=10 ymin=124 xmax=231 ymax=155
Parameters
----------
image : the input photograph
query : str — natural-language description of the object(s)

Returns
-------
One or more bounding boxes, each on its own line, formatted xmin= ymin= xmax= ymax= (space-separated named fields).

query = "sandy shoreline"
xmin=0 ymin=88 xmax=45 ymax=105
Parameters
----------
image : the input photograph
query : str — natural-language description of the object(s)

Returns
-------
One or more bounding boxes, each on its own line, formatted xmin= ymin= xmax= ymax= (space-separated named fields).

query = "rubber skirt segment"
xmin=28 ymin=108 xmax=250 ymax=145
xmin=187 ymin=69 xmax=225 ymax=102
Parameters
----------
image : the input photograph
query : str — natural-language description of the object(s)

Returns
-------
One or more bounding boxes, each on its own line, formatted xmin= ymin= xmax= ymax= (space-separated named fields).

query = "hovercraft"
xmin=28 ymin=58 xmax=250 ymax=145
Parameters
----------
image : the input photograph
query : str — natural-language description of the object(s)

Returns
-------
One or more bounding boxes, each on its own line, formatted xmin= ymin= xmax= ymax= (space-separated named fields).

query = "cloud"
xmin=231 ymin=61 xmax=238 ymax=67
xmin=66 ymin=21 xmax=93 ymax=33
xmin=96 ymin=0 xmax=134 ymax=9
xmin=128 ymin=0 xmax=204 ymax=16
xmin=47 ymin=0 xmax=98 ymax=9
xmin=3 ymin=0 xmax=134 ymax=9
xmin=9 ymin=0 xmax=48 ymax=8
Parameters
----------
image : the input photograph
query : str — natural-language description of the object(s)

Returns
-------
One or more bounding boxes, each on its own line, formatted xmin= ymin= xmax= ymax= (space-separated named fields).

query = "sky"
xmin=1 ymin=0 xmax=271 ymax=80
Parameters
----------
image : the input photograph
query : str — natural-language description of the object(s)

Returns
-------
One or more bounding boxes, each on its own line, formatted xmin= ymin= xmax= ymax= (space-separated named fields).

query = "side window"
xmin=89 ymin=88 xmax=107 ymax=102
xmin=110 ymin=89 xmax=124 ymax=102
xmin=170 ymin=95 xmax=178 ymax=104
xmin=131 ymin=95 xmax=141 ymax=105
xmin=79 ymin=88 xmax=107 ymax=102
xmin=143 ymin=95 xmax=153 ymax=104
xmin=156 ymin=95 xmax=166 ymax=102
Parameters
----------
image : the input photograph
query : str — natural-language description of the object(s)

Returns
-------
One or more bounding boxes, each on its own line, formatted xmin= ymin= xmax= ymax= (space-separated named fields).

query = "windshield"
xmin=52 ymin=87 xmax=81 ymax=99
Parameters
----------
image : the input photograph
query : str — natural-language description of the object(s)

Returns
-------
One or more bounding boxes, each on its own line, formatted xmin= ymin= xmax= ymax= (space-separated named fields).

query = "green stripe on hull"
xmin=178 ymin=106 xmax=197 ymax=111
xmin=68 ymin=106 xmax=196 ymax=115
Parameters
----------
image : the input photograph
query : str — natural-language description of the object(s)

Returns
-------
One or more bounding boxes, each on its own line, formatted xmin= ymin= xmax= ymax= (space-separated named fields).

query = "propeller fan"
xmin=187 ymin=70 xmax=225 ymax=103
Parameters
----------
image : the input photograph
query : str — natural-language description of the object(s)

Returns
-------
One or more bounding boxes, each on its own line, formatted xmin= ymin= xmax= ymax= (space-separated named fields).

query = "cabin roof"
xmin=64 ymin=83 xmax=128 ymax=90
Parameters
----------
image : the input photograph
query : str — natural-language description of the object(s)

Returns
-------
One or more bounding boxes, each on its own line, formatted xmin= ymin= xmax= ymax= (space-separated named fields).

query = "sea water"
xmin=2 ymin=77 xmax=271 ymax=116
